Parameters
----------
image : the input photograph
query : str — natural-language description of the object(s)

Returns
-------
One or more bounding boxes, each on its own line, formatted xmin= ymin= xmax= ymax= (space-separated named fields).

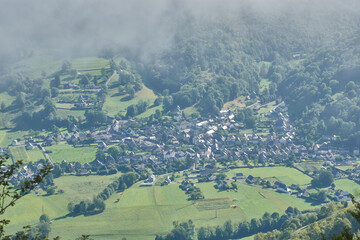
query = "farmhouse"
xmin=273 ymin=181 xmax=290 ymax=193
xmin=234 ymin=173 xmax=245 ymax=179
xmin=140 ymin=175 xmax=156 ymax=186
xmin=335 ymin=191 xmax=351 ymax=202
xmin=25 ymin=142 xmax=35 ymax=150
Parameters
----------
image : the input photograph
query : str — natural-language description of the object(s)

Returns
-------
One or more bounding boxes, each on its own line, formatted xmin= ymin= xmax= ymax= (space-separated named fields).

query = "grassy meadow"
xmin=9 ymin=146 xmax=29 ymax=163
xmin=227 ymin=166 xmax=312 ymax=186
xmin=334 ymin=179 xmax=360 ymax=198
xmin=6 ymin=174 xmax=318 ymax=240
xmin=46 ymin=142 xmax=97 ymax=164
xmin=103 ymin=85 xmax=158 ymax=116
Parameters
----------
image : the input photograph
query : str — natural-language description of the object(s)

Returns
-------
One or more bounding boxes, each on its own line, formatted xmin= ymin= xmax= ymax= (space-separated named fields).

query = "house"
xmin=200 ymin=165 xmax=217 ymax=176
xmin=25 ymin=142 xmax=34 ymax=150
xmin=273 ymin=181 xmax=290 ymax=193
xmin=11 ymin=140 xmax=19 ymax=146
xmin=140 ymin=175 xmax=156 ymax=186
xmin=180 ymin=180 xmax=195 ymax=190
xmin=297 ymin=189 xmax=310 ymax=198
xmin=234 ymin=173 xmax=245 ymax=179
xmin=246 ymin=175 xmax=260 ymax=184
xmin=335 ymin=191 xmax=351 ymax=202
xmin=97 ymin=141 xmax=108 ymax=151
xmin=216 ymin=180 xmax=229 ymax=190
xmin=162 ymin=176 xmax=171 ymax=185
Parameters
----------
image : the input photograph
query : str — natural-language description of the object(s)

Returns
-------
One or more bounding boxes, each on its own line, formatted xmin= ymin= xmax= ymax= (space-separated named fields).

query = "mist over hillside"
xmin=1 ymin=0 xmax=359 ymax=63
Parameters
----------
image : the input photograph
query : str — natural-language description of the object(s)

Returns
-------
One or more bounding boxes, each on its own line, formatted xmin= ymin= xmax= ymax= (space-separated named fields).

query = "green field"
xmin=9 ymin=146 xmax=29 ymax=163
xmin=71 ymin=57 xmax=110 ymax=72
xmin=197 ymin=182 xmax=316 ymax=218
xmin=0 ymin=129 xmax=28 ymax=147
xmin=57 ymin=109 xmax=86 ymax=118
xmin=103 ymin=85 xmax=158 ymax=116
xmin=27 ymin=147 xmax=45 ymax=162
xmin=295 ymin=162 xmax=323 ymax=173
xmin=227 ymin=167 xmax=312 ymax=186
xmin=5 ymin=174 xmax=120 ymax=235
xmin=55 ymin=174 xmax=122 ymax=202
xmin=46 ymin=142 xmax=97 ymax=163
xmin=5 ymin=175 xmax=318 ymax=240
xmin=334 ymin=179 xmax=360 ymax=198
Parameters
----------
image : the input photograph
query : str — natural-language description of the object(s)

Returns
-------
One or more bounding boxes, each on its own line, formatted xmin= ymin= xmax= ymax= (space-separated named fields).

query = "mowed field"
xmin=226 ymin=166 xmax=312 ymax=186
xmin=6 ymin=173 xmax=318 ymax=240
xmin=27 ymin=147 xmax=45 ymax=162
xmin=334 ymin=179 xmax=360 ymax=198
xmin=5 ymin=174 xmax=121 ymax=235
xmin=0 ymin=129 xmax=28 ymax=146
xmin=9 ymin=146 xmax=29 ymax=163
xmin=46 ymin=142 xmax=97 ymax=164
xmin=103 ymin=85 xmax=158 ymax=116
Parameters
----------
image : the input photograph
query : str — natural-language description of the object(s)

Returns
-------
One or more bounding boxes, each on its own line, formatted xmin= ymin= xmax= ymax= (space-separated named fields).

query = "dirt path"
xmin=105 ymin=70 xmax=117 ymax=86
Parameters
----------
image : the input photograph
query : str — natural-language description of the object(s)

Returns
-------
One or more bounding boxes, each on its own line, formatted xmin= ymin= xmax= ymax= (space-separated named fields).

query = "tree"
xmin=126 ymin=105 xmax=137 ymax=118
xmin=96 ymin=149 xmax=106 ymax=162
xmin=38 ymin=222 xmax=51 ymax=237
xmin=0 ymin=102 xmax=5 ymax=112
xmin=107 ymin=146 xmax=122 ymax=159
xmin=85 ymin=110 xmax=107 ymax=126
xmin=50 ymin=75 xmax=60 ymax=88
xmin=80 ymin=75 xmax=90 ymax=85
xmin=15 ymin=92 xmax=26 ymax=108
xmin=311 ymin=170 xmax=334 ymax=188
xmin=62 ymin=60 xmax=72 ymax=73
xmin=50 ymin=87 xmax=59 ymax=98
xmin=39 ymin=214 xmax=51 ymax=224
xmin=0 ymin=155 xmax=52 ymax=238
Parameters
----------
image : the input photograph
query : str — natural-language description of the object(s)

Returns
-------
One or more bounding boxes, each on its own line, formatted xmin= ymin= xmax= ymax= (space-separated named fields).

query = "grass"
xmin=295 ymin=162 xmax=323 ymax=173
xmin=197 ymin=182 xmax=316 ymax=219
xmin=103 ymin=85 xmax=157 ymax=116
xmin=5 ymin=174 xmax=121 ymax=235
xmin=334 ymin=179 xmax=360 ymax=198
xmin=226 ymin=167 xmax=312 ymax=186
xmin=0 ymin=129 xmax=28 ymax=147
xmin=223 ymin=96 xmax=246 ymax=110
xmin=6 ymin=178 xmax=318 ymax=240
xmin=183 ymin=106 xmax=199 ymax=118
xmin=337 ymin=165 xmax=355 ymax=171
xmin=55 ymin=174 xmax=122 ymax=203
xmin=56 ymin=109 xmax=85 ymax=118
xmin=71 ymin=57 xmax=110 ymax=72
xmin=9 ymin=49 xmax=63 ymax=79
xmin=9 ymin=146 xmax=29 ymax=163
xmin=27 ymin=147 xmax=46 ymax=162
xmin=259 ymin=79 xmax=271 ymax=91
xmin=46 ymin=142 xmax=97 ymax=164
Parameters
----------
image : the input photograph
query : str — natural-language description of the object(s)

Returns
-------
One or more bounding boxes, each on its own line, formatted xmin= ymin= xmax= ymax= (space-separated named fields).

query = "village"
xmin=2 ymin=99 xmax=360 ymax=206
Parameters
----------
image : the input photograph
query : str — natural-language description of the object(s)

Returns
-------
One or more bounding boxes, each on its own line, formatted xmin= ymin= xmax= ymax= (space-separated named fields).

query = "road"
xmin=37 ymin=144 xmax=54 ymax=166
xmin=105 ymin=70 xmax=118 ymax=86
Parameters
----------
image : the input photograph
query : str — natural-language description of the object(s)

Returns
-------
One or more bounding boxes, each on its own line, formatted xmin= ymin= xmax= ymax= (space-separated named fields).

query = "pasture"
xmin=71 ymin=57 xmax=110 ymax=72
xmin=27 ymin=147 xmax=45 ymax=162
xmin=9 ymin=146 xmax=29 ymax=163
xmin=103 ymin=85 xmax=158 ymax=116
xmin=5 ymin=174 xmax=120 ymax=235
xmin=0 ymin=129 xmax=28 ymax=147
xmin=295 ymin=162 xmax=323 ymax=173
xmin=6 ymin=177 xmax=318 ymax=240
xmin=226 ymin=166 xmax=312 ymax=186
xmin=46 ymin=142 xmax=97 ymax=164
xmin=334 ymin=179 xmax=360 ymax=198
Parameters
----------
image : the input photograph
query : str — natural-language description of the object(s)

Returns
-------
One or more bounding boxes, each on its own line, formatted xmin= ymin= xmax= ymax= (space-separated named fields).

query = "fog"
xmin=0 ymin=0 xmax=359 ymax=62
